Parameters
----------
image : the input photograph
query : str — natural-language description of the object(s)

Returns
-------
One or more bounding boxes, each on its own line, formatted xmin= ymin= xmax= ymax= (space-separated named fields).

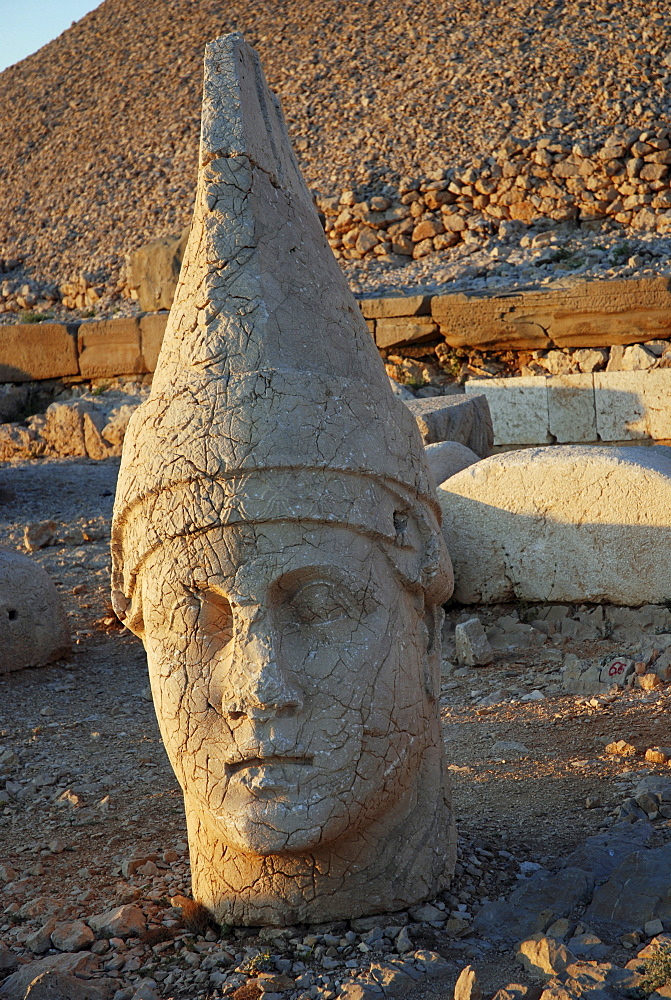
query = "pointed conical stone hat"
xmin=111 ymin=32 xmax=452 ymax=619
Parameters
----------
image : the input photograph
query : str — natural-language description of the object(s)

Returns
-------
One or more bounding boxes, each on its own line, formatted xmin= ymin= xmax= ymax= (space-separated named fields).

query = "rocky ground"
xmin=0 ymin=457 xmax=670 ymax=1000
xmin=2 ymin=0 xmax=671 ymax=302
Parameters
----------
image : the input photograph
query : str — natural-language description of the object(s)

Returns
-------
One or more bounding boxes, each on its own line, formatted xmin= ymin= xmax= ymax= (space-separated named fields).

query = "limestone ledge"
xmin=2 ymin=276 xmax=671 ymax=383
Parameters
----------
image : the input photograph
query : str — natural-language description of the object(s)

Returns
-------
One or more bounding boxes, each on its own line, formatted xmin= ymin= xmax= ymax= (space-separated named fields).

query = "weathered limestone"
xmin=546 ymin=373 xmax=596 ymax=444
xmin=0 ymin=549 xmax=70 ymax=672
xmin=111 ymin=33 xmax=455 ymax=926
xmin=139 ymin=312 xmax=169 ymax=372
xmin=375 ymin=316 xmax=438 ymax=349
xmin=465 ymin=377 xmax=550 ymax=446
xmin=425 ymin=441 xmax=480 ymax=484
xmin=432 ymin=277 xmax=671 ymax=351
xmin=359 ymin=295 xmax=431 ymax=320
xmin=438 ymin=445 xmax=671 ymax=605
xmin=126 ymin=226 xmax=190 ymax=312
xmin=404 ymin=395 xmax=493 ymax=455
xmin=466 ymin=368 xmax=671 ymax=447
xmin=77 ymin=319 xmax=145 ymax=378
xmin=0 ymin=324 xmax=78 ymax=382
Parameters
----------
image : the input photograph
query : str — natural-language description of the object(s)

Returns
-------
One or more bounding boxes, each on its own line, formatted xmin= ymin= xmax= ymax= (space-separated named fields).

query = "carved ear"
xmin=423 ymin=604 xmax=444 ymax=702
xmin=111 ymin=588 xmax=145 ymax=637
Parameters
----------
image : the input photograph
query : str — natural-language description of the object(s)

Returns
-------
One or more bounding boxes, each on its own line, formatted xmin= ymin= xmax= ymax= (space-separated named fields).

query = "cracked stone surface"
xmin=110 ymin=33 xmax=455 ymax=926
xmin=438 ymin=444 xmax=671 ymax=606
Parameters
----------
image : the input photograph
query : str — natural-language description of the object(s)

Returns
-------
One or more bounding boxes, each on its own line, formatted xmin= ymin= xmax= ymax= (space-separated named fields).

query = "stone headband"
xmin=111 ymin=465 xmax=452 ymax=623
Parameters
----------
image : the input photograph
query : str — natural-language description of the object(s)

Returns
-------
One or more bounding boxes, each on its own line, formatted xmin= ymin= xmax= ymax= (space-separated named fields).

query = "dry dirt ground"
xmin=0 ymin=456 xmax=670 ymax=1000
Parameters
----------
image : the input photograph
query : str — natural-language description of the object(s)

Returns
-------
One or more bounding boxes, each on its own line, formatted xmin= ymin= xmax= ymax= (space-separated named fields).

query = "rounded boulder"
xmin=0 ymin=548 xmax=70 ymax=672
xmin=437 ymin=445 xmax=671 ymax=605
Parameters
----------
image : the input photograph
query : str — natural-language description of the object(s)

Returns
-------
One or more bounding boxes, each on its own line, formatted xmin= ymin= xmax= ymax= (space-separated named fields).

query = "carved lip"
xmin=225 ymin=756 xmax=314 ymax=775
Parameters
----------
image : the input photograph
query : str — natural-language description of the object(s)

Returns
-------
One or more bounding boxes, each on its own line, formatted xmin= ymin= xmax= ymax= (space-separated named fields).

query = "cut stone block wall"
xmin=466 ymin=368 xmax=671 ymax=446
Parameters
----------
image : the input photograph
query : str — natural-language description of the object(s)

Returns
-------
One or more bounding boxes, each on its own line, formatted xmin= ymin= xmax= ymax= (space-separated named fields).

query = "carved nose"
xmin=222 ymin=630 xmax=304 ymax=720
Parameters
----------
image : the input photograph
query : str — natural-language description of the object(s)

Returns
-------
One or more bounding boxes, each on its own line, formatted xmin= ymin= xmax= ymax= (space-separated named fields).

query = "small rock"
xmin=135 ymin=861 xmax=158 ymax=876
xmin=87 ymin=904 xmax=146 ymax=939
xmin=26 ymin=919 xmax=58 ymax=955
xmin=132 ymin=986 xmax=159 ymax=1000
xmin=605 ymin=740 xmax=636 ymax=756
xmin=455 ymin=618 xmax=495 ymax=666
xmin=0 ymin=944 xmax=18 ymax=972
xmin=637 ymin=672 xmax=663 ymax=690
xmin=453 ymin=965 xmax=482 ymax=1000
xmin=24 ymin=521 xmax=58 ymax=551
xmin=620 ymin=344 xmax=657 ymax=370
xmin=368 ymin=962 xmax=416 ymax=997
xmin=645 ymin=747 xmax=671 ymax=764
xmin=50 ymin=920 xmax=95 ymax=953
xmin=408 ymin=903 xmax=444 ymax=923
xmin=413 ymin=950 xmax=450 ymax=978
xmin=395 ymin=927 xmax=413 ymax=954
xmin=516 ymin=935 xmax=577 ymax=979
xmin=644 ymin=919 xmax=664 ymax=937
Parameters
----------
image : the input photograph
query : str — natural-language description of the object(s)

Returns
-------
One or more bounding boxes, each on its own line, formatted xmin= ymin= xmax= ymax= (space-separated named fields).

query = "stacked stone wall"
xmin=318 ymin=127 xmax=671 ymax=264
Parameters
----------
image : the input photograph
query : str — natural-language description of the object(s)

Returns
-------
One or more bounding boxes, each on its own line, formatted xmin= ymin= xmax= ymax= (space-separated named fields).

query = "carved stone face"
xmin=137 ymin=521 xmax=434 ymax=857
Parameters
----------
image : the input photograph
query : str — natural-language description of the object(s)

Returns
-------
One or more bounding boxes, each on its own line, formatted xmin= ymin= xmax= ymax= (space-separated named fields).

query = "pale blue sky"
xmin=0 ymin=0 xmax=102 ymax=74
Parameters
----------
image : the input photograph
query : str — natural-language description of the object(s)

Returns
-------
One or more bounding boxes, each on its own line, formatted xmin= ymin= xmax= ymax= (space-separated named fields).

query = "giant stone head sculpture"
xmin=111 ymin=33 xmax=456 ymax=925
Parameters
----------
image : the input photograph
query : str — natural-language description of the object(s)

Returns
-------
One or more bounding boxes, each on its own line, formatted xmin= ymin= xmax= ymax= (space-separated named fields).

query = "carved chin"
xmin=192 ymin=767 xmax=366 ymax=855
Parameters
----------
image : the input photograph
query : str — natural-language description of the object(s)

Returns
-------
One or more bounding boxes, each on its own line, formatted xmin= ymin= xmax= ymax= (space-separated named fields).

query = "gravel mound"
xmin=0 ymin=0 xmax=670 ymax=294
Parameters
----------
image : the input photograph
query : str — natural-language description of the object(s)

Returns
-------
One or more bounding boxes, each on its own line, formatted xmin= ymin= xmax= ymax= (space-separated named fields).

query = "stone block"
xmin=639 ymin=369 xmax=671 ymax=440
xmin=438 ymin=445 xmax=671 ymax=605
xmin=404 ymin=393 xmax=493 ymax=455
xmin=0 ymin=324 xmax=79 ymax=381
xmin=593 ymin=370 xmax=648 ymax=440
xmin=78 ymin=319 xmax=145 ymax=377
xmin=455 ymin=618 xmax=494 ymax=666
xmin=139 ymin=312 xmax=169 ymax=371
xmin=359 ymin=294 xmax=431 ymax=319
xmin=431 ymin=277 xmax=671 ymax=352
xmin=127 ymin=226 xmax=189 ymax=312
xmin=432 ymin=289 xmax=552 ymax=351
xmin=549 ymin=277 xmax=671 ymax=348
xmin=465 ymin=377 xmax=551 ymax=446
xmin=547 ymin=373 xmax=597 ymax=443
xmin=375 ymin=316 xmax=438 ymax=349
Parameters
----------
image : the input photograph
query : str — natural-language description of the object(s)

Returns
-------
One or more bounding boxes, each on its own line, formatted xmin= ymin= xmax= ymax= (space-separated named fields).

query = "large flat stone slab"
xmin=359 ymin=294 xmax=431 ymax=319
xmin=374 ymin=315 xmax=438 ymax=348
xmin=594 ymin=369 xmax=671 ymax=441
xmin=432 ymin=277 xmax=671 ymax=351
xmin=438 ymin=444 xmax=671 ymax=605
xmin=586 ymin=842 xmax=671 ymax=930
xmin=0 ymin=323 xmax=79 ymax=381
xmin=404 ymin=394 xmax=493 ymax=455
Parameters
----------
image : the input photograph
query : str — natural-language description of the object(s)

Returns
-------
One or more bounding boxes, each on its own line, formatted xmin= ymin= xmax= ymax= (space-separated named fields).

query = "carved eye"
xmin=196 ymin=592 xmax=234 ymax=648
xmin=289 ymin=582 xmax=355 ymax=626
